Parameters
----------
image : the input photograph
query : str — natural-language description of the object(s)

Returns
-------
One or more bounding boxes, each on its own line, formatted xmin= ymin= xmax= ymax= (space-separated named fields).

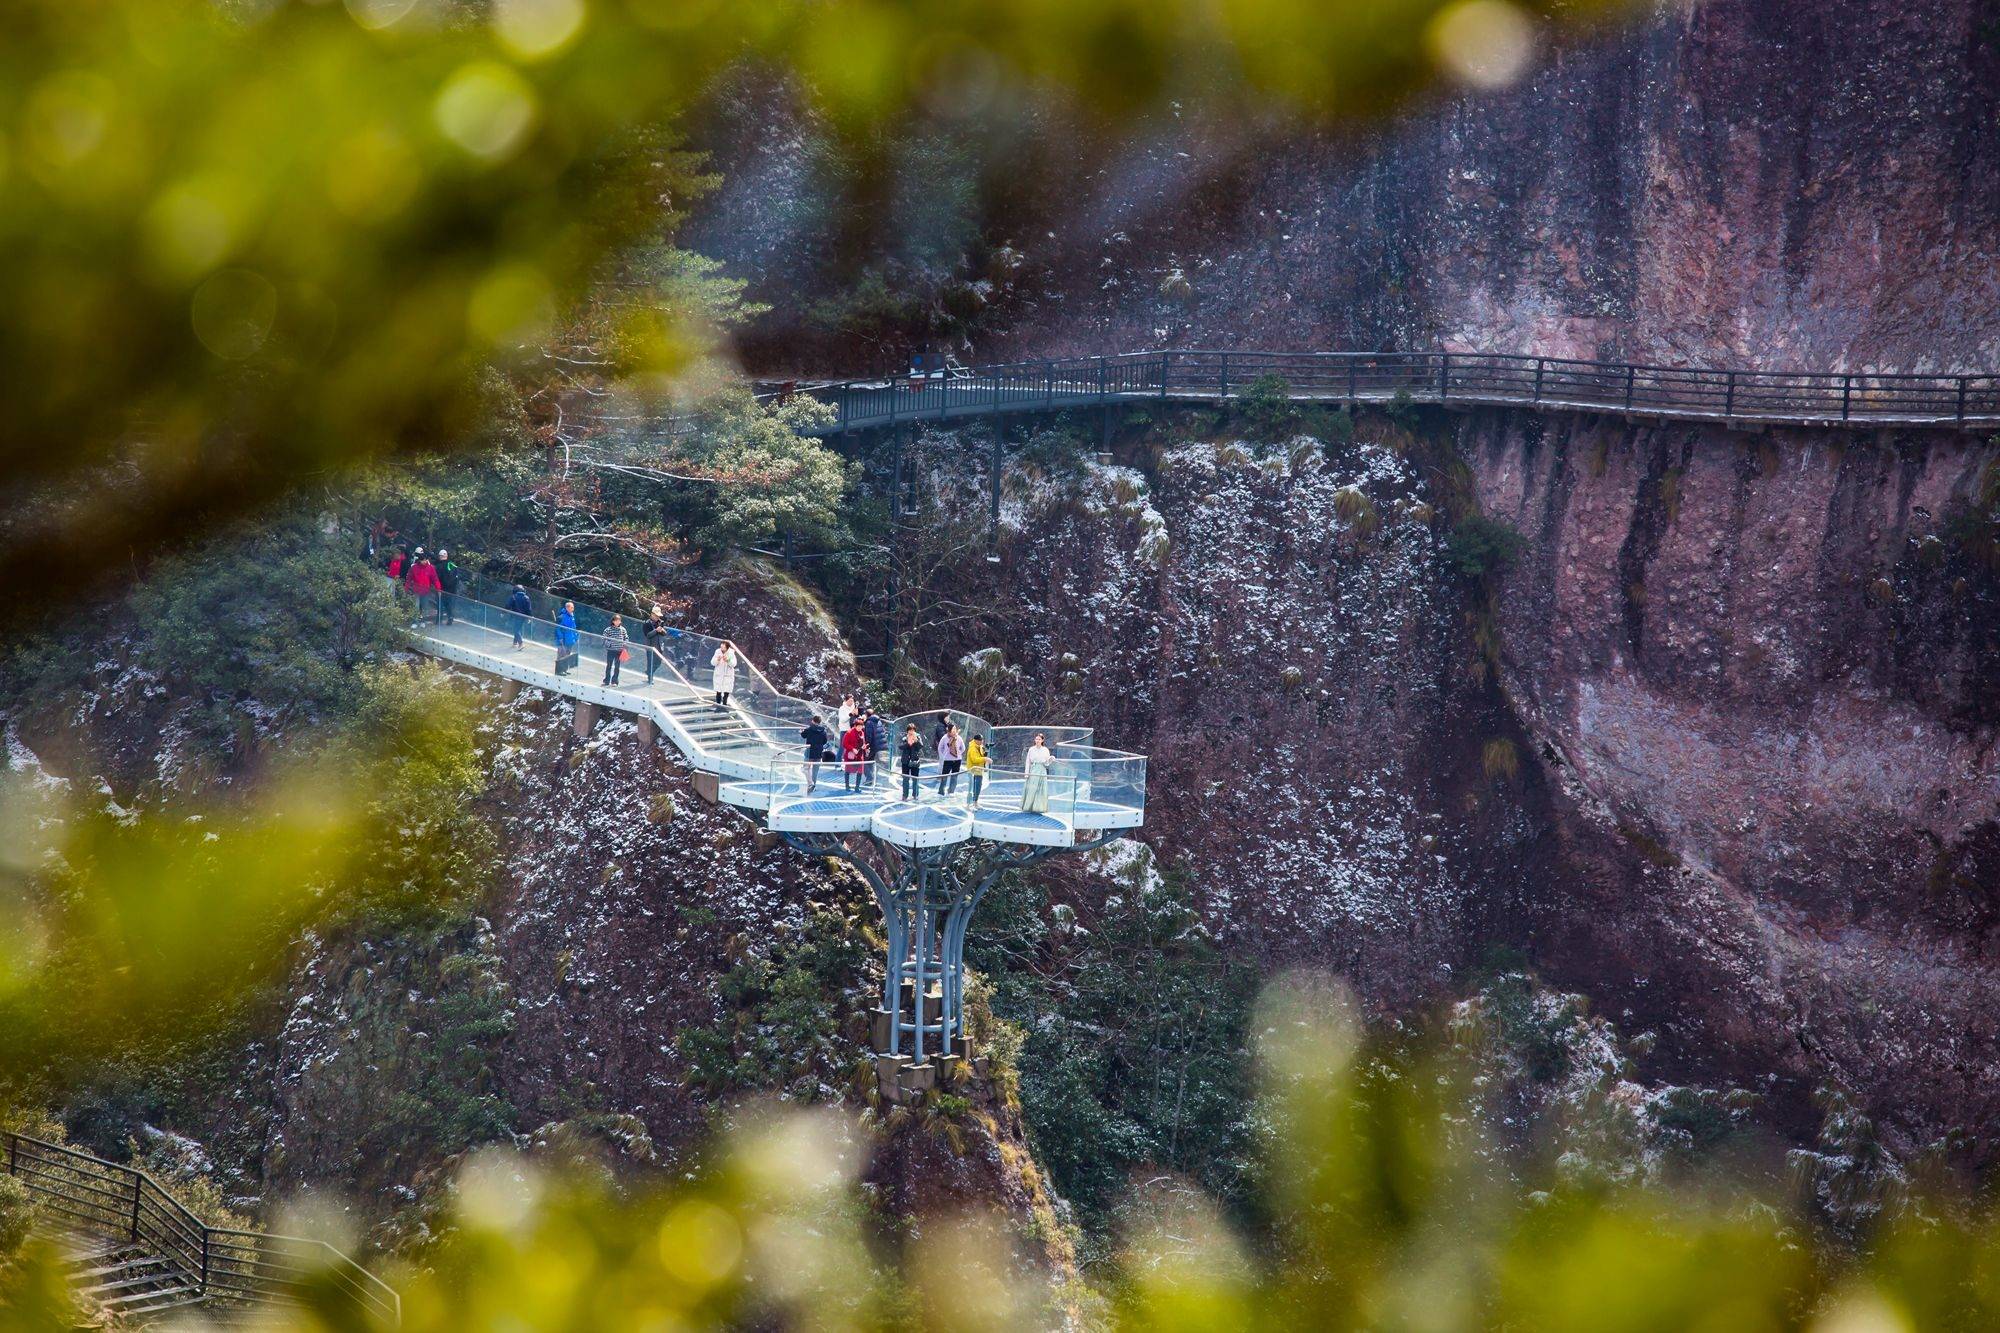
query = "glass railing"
xmin=1050 ymin=742 xmax=1149 ymax=816
xmin=384 ymin=564 xmax=1141 ymax=828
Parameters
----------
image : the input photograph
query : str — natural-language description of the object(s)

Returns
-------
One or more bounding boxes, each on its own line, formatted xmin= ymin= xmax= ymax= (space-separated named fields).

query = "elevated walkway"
xmin=787 ymin=348 xmax=2000 ymax=434
xmin=408 ymin=577 xmax=1147 ymax=850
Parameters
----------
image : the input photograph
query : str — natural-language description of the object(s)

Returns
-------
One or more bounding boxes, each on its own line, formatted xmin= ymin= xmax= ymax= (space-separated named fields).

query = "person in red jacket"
xmin=385 ymin=549 xmax=406 ymax=581
xmin=407 ymin=553 xmax=441 ymax=622
xmin=840 ymin=722 xmax=867 ymax=793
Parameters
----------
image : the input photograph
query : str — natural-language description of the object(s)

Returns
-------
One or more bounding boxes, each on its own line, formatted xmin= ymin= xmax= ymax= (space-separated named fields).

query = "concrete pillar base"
xmin=499 ymin=678 xmax=522 ymax=704
xmin=691 ymin=771 xmax=720 ymax=805
xmin=636 ymin=716 xmax=658 ymax=746
xmin=572 ymin=702 xmax=597 ymax=739
xmin=875 ymin=1053 xmax=912 ymax=1104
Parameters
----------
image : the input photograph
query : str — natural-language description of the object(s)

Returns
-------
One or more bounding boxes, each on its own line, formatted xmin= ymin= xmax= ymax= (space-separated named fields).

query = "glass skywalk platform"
xmin=404 ymin=576 xmax=1147 ymax=851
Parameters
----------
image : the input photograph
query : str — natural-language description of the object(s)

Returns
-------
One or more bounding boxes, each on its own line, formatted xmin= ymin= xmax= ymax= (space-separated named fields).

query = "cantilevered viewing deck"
xmin=406 ymin=574 xmax=1147 ymax=851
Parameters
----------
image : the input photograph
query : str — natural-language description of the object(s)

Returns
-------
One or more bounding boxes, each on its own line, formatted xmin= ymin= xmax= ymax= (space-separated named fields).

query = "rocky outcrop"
xmin=1463 ymin=408 xmax=2000 ymax=1151
xmin=709 ymin=0 xmax=2000 ymax=374
xmin=895 ymin=405 xmax=1997 ymax=1163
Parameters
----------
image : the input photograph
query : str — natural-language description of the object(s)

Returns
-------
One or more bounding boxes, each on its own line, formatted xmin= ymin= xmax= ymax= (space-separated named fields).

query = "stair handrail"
xmin=3 ymin=1131 xmax=400 ymax=1325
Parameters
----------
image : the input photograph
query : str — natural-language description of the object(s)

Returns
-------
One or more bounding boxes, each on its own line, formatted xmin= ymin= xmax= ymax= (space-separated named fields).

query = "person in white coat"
xmin=710 ymin=642 xmax=738 ymax=707
xmin=1021 ymin=732 xmax=1053 ymax=814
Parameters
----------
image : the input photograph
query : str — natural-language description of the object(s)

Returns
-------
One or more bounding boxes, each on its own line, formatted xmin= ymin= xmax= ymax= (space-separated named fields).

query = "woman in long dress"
xmin=1021 ymin=732 xmax=1053 ymax=814
xmin=710 ymin=642 xmax=737 ymax=707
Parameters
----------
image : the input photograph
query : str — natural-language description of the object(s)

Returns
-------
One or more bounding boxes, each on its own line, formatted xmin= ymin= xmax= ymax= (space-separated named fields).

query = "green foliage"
xmin=669 ymin=393 xmax=855 ymax=555
xmin=322 ymin=663 xmax=497 ymax=930
xmin=969 ymin=853 xmax=1259 ymax=1245
xmin=1445 ymin=512 xmax=1527 ymax=581
xmin=1238 ymin=373 xmax=1298 ymax=438
xmin=358 ymin=938 xmax=518 ymax=1175
xmin=109 ymin=510 xmax=406 ymax=748
xmin=0 ymin=1173 xmax=39 ymax=1260
xmin=678 ymin=903 xmax=870 ymax=1100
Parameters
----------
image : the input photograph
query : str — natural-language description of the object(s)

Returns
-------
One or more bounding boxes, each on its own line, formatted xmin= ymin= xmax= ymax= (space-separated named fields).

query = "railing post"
xmin=1957 ymin=375 xmax=1969 ymax=422
xmin=1533 ymin=358 xmax=1545 ymax=404
xmin=840 ymin=383 xmax=850 ymax=432
xmin=1723 ymin=371 xmax=1736 ymax=419
xmin=1044 ymin=359 xmax=1054 ymax=408
xmin=1160 ymin=351 xmax=1170 ymax=401
xmin=1624 ymin=364 xmax=1636 ymax=411
xmin=200 ymin=1230 xmax=210 ymax=1295
xmin=1219 ymin=352 xmax=1230 ymax=400
xmin=1098 ymin=355 xmax=1108 ymax=402
xmin=1841 ymin=374 xmax=1852 ymax=421
xmin=130 ymin=1173 xmax=142 ymax=1241
xmin=1438 ymin=352 xmax=1450 ymax=403
xmin=1347 ymin=355 xmax=1357 ymax=401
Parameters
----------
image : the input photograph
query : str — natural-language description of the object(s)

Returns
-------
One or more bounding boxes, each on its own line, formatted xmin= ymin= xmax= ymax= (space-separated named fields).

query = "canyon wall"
xmin=704 ymin=0 xmax=2000 ymax=373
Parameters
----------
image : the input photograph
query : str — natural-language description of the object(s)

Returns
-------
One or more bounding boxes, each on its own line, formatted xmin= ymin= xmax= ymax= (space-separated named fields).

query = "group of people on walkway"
xmin=384 ymin=545 xmax=463 ymax=626
xmin=798 ymin=698 xmax=1053 ymax=813
xmin=376 ymin=535 xmax=1056 ymax=816
xmin=382 ymin=545 xmax=740 ymax=704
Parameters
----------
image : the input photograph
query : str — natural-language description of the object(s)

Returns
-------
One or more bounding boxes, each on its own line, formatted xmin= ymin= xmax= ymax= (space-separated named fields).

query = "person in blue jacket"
xmin=506 ymin=584 xmax=533 ymax=648
xmin=555 ymin=601 xmax=578 ymax=676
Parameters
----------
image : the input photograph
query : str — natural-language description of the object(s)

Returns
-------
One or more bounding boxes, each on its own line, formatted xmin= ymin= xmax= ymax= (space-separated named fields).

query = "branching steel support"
xmin=782 ymin=830 xmax=1124 ymax=1062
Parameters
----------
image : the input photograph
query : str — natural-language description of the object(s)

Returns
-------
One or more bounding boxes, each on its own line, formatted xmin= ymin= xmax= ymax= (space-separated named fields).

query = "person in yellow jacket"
xmin=965 ymin=733 xmax=989 ymax=805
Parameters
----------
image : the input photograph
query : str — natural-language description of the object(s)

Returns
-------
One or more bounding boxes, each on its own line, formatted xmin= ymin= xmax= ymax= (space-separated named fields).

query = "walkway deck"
xmin=409 ymin=578 xmax=1145 ymax=851
xmin=786 ymin=349 xmax=2000 ymax=434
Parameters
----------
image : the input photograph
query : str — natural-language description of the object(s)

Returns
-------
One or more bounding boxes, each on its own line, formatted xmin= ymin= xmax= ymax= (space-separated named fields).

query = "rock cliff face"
xmin=706 ymin=0 xmax=2000 ymax=373
xmin=1462 ymin=410 xmax=2000 ymax=1149
xmin=892 ymin=406 xmax=1996 ymax=1161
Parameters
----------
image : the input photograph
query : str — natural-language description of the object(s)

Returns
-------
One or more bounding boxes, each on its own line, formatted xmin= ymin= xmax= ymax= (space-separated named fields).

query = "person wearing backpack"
xmin=506 ymin=584 xmax=533 ymax=647
xmin=862 ymin=709 xmax=888 ymax=790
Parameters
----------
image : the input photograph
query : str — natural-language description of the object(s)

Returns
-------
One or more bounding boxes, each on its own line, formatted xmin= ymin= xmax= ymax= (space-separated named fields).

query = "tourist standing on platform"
xmin=507 ymin=584 xmax=532 ymax=647
xmin=555 ymin=602 xmax=578 ymax=675
xmin=841 ymin=720 xmax=867 ymax=793
xmin=435 ymin=549 xmax=460 ymax=625
xmin=644 ymin=605 xmax=668 ymax=684
xmin=385 ymin=548 xmax=407 ymax=581
xmin=899 ymin=723 xmax=924 ymax=801
xmin=407 ymin=551 xmax=441 ymax=622
xmin=403 ymin=547 xmax=425 ymax=591
xmin=937 ymin=721 xmax=965 ymax=796
xmin=602 ymin=614 xmax=629 ymax=685
xmin=836 ymin=693 xmax=857 ymax=736
xmin=965 ymin=732 xmax=989 ymax=804
xmin=710 ymin=642 xmax=738 ymax=707
xmin=1022 ymin=732 xmax=1053 ymax=813
xmin=801 ymin=715 xmax=832 ymax=793
xmin=863 ymin=709 xmax=887 ymax=789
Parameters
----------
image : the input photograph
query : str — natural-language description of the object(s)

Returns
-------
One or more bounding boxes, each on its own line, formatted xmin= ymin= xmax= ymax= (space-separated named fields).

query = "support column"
xmin=636 ymin=716 xmax=657 ymax=746
xmin=572 ymin=701 xmax=597 ymax=739
xmin=499 ymin=678 xmax=522 ymax=704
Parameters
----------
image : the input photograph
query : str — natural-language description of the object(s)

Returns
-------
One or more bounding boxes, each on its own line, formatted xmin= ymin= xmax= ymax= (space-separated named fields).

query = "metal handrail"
xmin=797 ymin=348 xmax=2000 ymax=433
xmin=3 ymin=1132 xmax=400 ymax=1326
